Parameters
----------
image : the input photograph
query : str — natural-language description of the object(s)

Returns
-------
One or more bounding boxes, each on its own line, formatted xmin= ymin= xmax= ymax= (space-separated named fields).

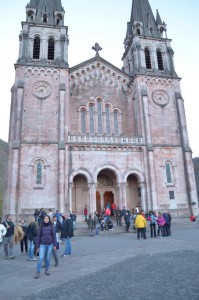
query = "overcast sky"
xmin=0 ymin=0 xmax=199 ymax=156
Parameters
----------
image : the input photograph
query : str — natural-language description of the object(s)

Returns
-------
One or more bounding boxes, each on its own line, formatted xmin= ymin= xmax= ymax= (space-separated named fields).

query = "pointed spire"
xmin=129 ymin=0 xmax=160 ymax=37
xmin=156 ymin=9 xmax=163 ymax=26
xmin=26 ymin=0 xmax=65 ymax=25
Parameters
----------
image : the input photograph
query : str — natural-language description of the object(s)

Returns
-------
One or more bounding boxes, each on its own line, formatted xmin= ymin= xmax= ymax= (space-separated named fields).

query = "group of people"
xmin=0 ymin=210 xmax=74 ymax=279
xmin=84 ymin=204 xmax=173 ymax=240
xmin=0 ymin=206 xmax=197 ymax=279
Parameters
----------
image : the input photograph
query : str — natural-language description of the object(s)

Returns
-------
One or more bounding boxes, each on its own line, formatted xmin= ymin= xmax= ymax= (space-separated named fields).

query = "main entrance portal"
xmin=96 ymin=169 xmax=117 ymax=213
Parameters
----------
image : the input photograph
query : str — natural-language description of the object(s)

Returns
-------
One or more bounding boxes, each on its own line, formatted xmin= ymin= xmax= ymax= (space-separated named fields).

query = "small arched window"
xmin=105 ymin=105 xmax=111 ymax=135
xmin=166 ymin=162 xmax=172 ymax=184
xmin=89 ymin=104 xmax=94 ymax=134
xmin=145 ymin=48 xmax=152 ymax=69
xmin=81 ymin=109 xmax=86 ymax=134
xmin=56 ymin=14 xmax=63 ymax=25
xmin=97 ymin=99 xmax=102 ymax=134
xmin=157 ymin=49 xmax=164 ymax=71
xmin=114 ymin=110 xmax=119 ymax=135
xmin=137 ymin=28 xmax=140 ymax=35
xmin=33 ymin=36 xmax=40 ymax=59
xmin=43 ymin=14 xmax=47 ymax=23
xmin=48 ymin=38 xmax=55 ymax=60
xmin=36 ymin=160 xmax=43 ymax=185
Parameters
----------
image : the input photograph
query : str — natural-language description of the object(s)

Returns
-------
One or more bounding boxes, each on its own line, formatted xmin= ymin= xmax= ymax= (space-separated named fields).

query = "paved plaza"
xmin=0 ymin=222 xmax=199 ymax=300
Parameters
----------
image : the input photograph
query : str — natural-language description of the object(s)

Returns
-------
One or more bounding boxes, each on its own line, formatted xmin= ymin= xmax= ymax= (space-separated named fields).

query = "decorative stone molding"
xmin=25 ymin=67 xmax=59 ymax=77
xmin=70 ymin=62 xmax=129 ymax=91
xmin=68 ymin=135 xmax=143 ymax=145
xmin=145 ymin=77 xmax=172 ymax=86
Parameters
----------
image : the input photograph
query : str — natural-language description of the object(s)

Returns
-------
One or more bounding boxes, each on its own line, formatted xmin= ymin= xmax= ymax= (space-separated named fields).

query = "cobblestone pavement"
xmin=0 ymin=225 xmax=199 ymax=300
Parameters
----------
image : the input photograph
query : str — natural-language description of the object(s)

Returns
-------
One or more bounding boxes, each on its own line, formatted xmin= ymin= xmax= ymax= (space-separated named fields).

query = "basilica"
xmin=3 ymin=0 xmax=198 ymax=218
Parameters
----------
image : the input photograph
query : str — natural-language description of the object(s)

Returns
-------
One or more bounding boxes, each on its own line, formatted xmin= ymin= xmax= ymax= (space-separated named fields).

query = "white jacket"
xmin=0 ymin=224 xmax=7 ymax=242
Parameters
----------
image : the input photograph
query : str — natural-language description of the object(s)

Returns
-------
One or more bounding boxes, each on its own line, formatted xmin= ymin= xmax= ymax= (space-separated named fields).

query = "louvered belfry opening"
xmin=48 ymin=38 xmax=55 ymax=60
xmin=33 ymin=36 xmax=40 ymax=59
xmin=145 ymin=48 xmax=152 ymax=69
xmin=157 ymin=49 xmax=164 ymax=71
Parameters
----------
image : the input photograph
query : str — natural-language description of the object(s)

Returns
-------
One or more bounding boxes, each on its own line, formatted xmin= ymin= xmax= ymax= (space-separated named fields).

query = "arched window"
xmin=157 ymin=49 xmax=164 ymax=71
xmin=97 ymin=99 xmax=102 ymax=134
xmin=56 ymin=14 xmax=63 ymax=25
xmin=33 ymin=36 xmax=40 ymax=59
xmin=166 ymin=162 xmax=172 ymax=184
xmin=89 ymin=104 xmax=94 ymax=134
xmin=114 ymin=110 xmax=119 ymax=135
xmin=48 ymin=38 xmax=55 ymax=60
xmin=36 ymin=160 xmax=43 ymax=185
xmin=43 ymin=14 xmax=47 ymax=23
xmin=145 ymin=47 xmax=152 ymax=69
xmin=81 ymin=109 xmax=86 ymax=134
xmin=105 ymin=105 xmax=111 ymax=134
xmin=137 ymin=28 xmax=140 ymax=35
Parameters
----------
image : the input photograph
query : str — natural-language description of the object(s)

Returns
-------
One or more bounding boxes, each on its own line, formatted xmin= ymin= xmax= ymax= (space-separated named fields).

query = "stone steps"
xmin=74 ymin=218 xmax=199 ymax=237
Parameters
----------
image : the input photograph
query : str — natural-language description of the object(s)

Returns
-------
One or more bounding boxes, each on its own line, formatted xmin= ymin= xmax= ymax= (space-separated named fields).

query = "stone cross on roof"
xmin=92 ymin=43 xmax=102 ymax=56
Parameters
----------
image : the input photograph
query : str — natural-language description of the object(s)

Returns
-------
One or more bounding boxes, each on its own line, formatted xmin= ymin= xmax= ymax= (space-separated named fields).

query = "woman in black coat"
xmin=34 ymin=215 xmax=56 ymax=279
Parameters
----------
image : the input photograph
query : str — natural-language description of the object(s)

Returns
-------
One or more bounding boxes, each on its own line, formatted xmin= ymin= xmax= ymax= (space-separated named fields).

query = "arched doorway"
xmin=126 ymin=174 xmax=140 ymax=210
xmin=72 ymin=174 xmax=89 ymax=214
xmin=96 ymin=169 xmax=117 ymax=213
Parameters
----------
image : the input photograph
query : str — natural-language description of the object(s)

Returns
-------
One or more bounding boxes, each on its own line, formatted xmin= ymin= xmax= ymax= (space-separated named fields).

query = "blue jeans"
xmin=28 ymin=240 xmax=35 ymax=259
xmin=36 ymin=244 xmax=53 ymax=272
xmin=63 ymin=238 xmax=72 ymax=255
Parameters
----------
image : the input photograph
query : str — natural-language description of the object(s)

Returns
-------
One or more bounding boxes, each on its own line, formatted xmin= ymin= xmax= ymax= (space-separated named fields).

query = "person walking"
xmin=70 ymin=211 xmax=77 ymax=230
xmin=18 ymin=219 xmax=28 ymax=254
xmin=27 ymin=217 xmax=37 ymax=261
xmin=52 ymin=215 xmax=62 ymax=251
xmin=87 ymin=214 xmax=95 ymax=237
xmin=135 ymin=213 xmax=147 ymax=239
xmin=2 ymin=214 xmax=15 ymax=259
xmin=111 ymin=202 xmax=116 ymax=216
xmin=94 ymin=212 xmax=99 ymax=235
xmin=124 ymin=209 xmax=131 ymax=232
xmin=115 ymin=207 xmax=122 ymax=226
xmin=84 ymin=205 xmax=88 ymax=222
xmin=148 ymin=211 xmax=157 ymax=238
xmin=34 ymin=215 xmax=56 ymax=279
xmin=157 ymin=212 xmax=165 ymax=239
xmin=61 ymin=213 xmax=74 ymax=256
xmin=0 ymin=218 xmax=7 ymax=246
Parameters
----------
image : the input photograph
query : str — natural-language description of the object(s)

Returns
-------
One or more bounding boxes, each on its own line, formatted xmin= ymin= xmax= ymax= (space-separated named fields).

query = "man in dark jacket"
xmin=2 ymin=214 xmax=15 ymax=258
xmin=61 ymin=213 xmax=74 ymax=257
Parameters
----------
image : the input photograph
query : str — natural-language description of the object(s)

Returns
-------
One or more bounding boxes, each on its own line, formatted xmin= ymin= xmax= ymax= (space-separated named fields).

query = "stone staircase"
xmin=74 ymin=217 xmax=199 ymax=237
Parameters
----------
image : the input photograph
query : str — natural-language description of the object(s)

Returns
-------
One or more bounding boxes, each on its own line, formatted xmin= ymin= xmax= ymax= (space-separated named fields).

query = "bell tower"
xmin=18 ymin=0 xmax=68 ymax=67
xmin=121 ymin=0 xmax=198 ymax=214
xmin=122 ymin=0 xmax=176 ymax=77
xmin=4 ymin=0 xmax=69 ymax=218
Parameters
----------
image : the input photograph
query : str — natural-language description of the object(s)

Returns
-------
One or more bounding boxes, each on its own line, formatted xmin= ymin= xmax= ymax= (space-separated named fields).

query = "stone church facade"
xmin=3 ymin=0 xmax=198 ymax=218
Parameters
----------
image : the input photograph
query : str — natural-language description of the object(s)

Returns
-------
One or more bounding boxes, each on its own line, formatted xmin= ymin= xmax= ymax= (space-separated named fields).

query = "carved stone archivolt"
xmin=152 ymin=90 xmax=169 ymax=107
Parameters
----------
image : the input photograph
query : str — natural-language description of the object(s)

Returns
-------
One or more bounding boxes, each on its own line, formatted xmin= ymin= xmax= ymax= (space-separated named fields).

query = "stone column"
xmin=136 ymin=45 xmax=141 ymax=70
xmin=89 ymin=183 xmax=96 ymax=214
xmin=118 ymin=183 xmax=127 ymax=208
xmin=142 ymin=89 xmax=158 ymax=211
xmin=58 ymin=85 xmax=66 ymax=212
xmin=176 ymin=93 xmax=198 ymax=213
xmin=139 ymin=182 xmax=147 ymax=212
xmin=68 ymin=183 xmax=73 ymax=212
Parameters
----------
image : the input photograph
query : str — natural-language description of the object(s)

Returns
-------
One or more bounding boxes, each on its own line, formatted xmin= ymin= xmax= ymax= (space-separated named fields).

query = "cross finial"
xmin=92 ymin=42 xmax=102 ymax=56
